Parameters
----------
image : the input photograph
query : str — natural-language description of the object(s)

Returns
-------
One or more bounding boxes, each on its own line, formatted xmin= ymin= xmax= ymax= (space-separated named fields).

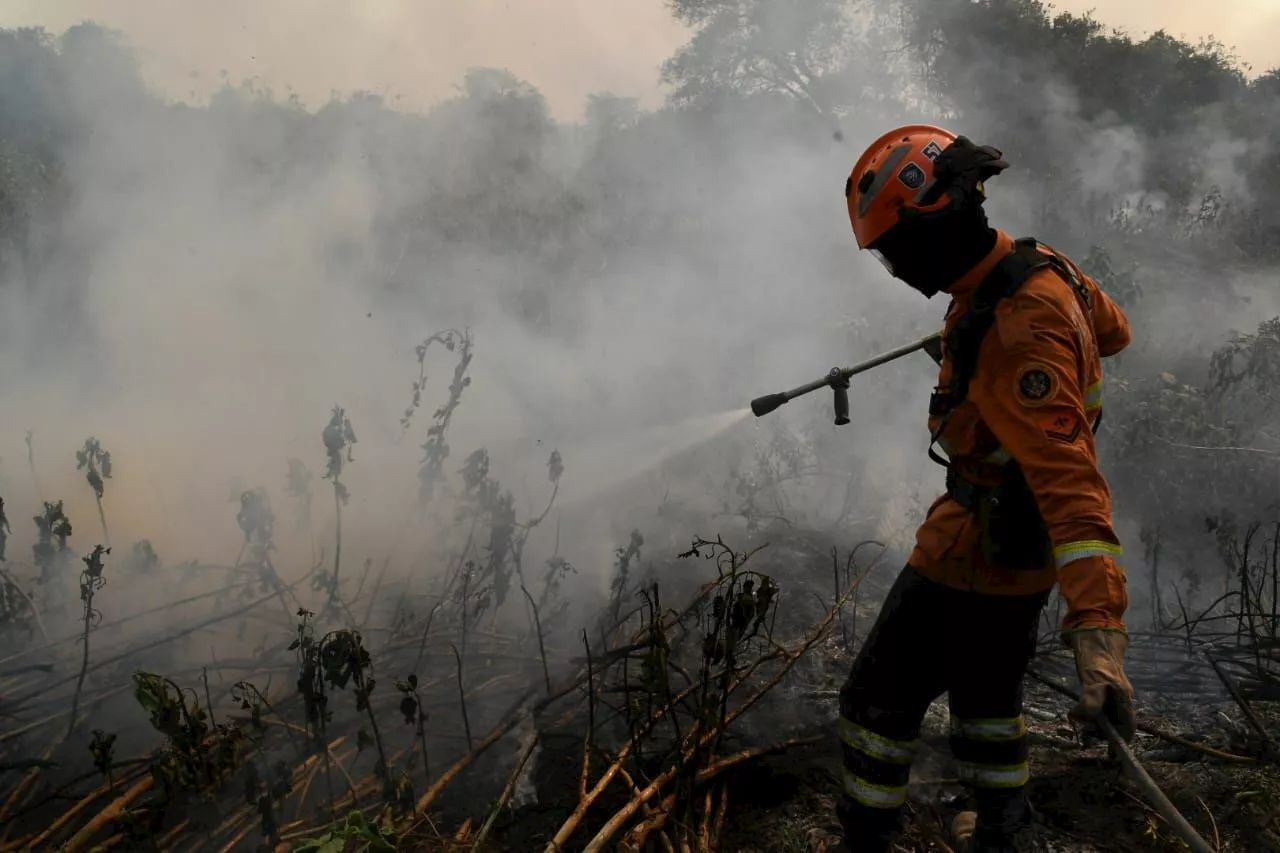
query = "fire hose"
xmin=1098 ymin=715 xmax=1217 ymax=853
xmin=1028 ymin=671 xmax=1217 ymax=853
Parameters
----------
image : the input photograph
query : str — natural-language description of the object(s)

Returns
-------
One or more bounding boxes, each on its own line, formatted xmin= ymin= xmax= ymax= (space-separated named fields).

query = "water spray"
xmin=749 ymin=332 xmax=943 ymax=425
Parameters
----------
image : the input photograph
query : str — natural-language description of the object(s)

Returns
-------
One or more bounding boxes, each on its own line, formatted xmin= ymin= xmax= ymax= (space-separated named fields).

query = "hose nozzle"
xmin=830 ymin=368 xmax=851 ymax=426
xmin=747 ymin=331 xmax=942 ymax=424
xmin=750 ymin=393 xmax=789 ymax=418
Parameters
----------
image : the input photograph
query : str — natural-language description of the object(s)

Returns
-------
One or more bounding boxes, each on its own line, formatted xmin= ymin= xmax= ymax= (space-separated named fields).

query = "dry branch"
xmin=547 ymin=563 xmax=866 ymax=853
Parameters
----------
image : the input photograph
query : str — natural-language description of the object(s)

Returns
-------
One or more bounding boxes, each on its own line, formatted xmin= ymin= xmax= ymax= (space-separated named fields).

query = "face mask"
xmin=869 ymin=208 xmax=997 ymax=298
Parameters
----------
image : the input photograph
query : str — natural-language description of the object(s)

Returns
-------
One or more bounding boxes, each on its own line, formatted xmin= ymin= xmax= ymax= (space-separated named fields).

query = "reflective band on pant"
xmin=1054 ymin=540 xmax=1123 ymax=568
xmin=950 ymin=716 xmax=1026 ymax=742
xmin=838 ymin=718 xmax=919 ymax=765
xmin=843 ymin=768 xmax=909 ymax=808
xmin=955 ymin=760 xmax=1030 ymax=789
xmin=1084 ymin=380 xmax=1103 ymax=412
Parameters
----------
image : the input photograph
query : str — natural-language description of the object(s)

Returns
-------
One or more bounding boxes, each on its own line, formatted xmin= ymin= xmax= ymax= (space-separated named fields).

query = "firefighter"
xmin=833 ymin=125 xmax=1136 ymax=852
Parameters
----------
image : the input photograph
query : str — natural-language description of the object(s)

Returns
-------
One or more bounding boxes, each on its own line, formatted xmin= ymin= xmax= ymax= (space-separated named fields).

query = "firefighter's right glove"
xmin=1063 ymin=628 xmax=1136 ymax=742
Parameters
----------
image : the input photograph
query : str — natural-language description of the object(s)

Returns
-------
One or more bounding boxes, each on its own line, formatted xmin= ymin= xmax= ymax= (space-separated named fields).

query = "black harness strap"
xmin=925 ymin=238 xmax=1054 ymax=470
xmin=922 ymin=237 xmax=1094 ymax=568
xmin=929 ymin=238 xmax=1055 ymax=422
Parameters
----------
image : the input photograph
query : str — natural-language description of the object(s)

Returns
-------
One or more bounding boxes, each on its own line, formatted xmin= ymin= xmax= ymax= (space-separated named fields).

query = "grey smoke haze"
xmin=0 ymin=2 xmax=1274 ymax=623
xmin=0 ymin=28 xmax=925 ymax=590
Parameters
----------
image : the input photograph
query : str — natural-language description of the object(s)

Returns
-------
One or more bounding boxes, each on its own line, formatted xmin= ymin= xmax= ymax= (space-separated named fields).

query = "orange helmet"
xmin=845 ymin=124 xmax=959 ymax=250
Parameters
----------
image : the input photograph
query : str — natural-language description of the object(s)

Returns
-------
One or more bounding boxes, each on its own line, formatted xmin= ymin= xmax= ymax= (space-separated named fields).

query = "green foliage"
xmin=132 ymin=671 xmax=247 ymax=793
xmin=452 ymin=449 xmax=516 ymax=612
xmin=88 ymin=729 xmax=116 ymax=780
xmin=663 ymin=0 xmax=853 ymax=121
xmin=32 ymin=500 xmax=72 ymax=585
xmin=75 ymin=437 xmax=112 ymax=500
xmin=1080 ymin=246 xmax=1142 ymax=312
xmin=319 ymin=407 xmax=356 ymax=606
xmin=610 ymin=529 xmax=645 ymax=622
xmin=292 ymin=810 xmax=397 ymax=853
xmin=236 ymin=488 xmax=276 ymax=545
xmin=78 ymin=544 xmax=108 ymax=608
xmin=402 ymin=329 xmax=473 ymax=505
xmin=291 ymin=609 xmax=331 ymax=738
xmin=121 ymin=539 xmax=160 ymax=576
xmin=1209 ymin=317 xmax=1280 ymax=397
xmin=290 ymin=618 xmax=394 ymax=800
xmin=322 ymin=406 xmax=357 ymax=499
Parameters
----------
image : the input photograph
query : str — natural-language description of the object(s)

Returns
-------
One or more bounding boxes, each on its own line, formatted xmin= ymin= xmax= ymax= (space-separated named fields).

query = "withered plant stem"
xmin=68 ymin=550 xmax=105 ymax=739
xmin=414 ymin=687 xmax=538 ymax=816
xmin=1205 ymin=652 xmax=1280 ymax=758
xmin=547 ymin=566 xmax=868 ymax=852
xmin=581 ymin=629 xmax=595 ymax=800
xmin=450 ymin=642 xmax=473 ymax=749
xmin=521 ymin=584 xmax=551 ymax=695
xmin=93 ymin=496 xmax=109 ymax=551
xmin=202 ymin=667 xmax=215 ymax=727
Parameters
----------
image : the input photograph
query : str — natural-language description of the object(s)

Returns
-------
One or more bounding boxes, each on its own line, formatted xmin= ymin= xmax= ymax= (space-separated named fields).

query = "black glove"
xmin=926 ymin=136 xmax=1009 ymax=209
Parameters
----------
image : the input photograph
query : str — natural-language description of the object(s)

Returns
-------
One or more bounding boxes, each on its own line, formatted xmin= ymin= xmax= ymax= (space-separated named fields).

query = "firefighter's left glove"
xmin=1063 ymin=628 xmax=1136 ymax=742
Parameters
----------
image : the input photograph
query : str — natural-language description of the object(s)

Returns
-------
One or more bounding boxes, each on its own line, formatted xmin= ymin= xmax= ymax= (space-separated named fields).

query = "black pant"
xmin=837 ymin=566 xmax=1047 ymax=851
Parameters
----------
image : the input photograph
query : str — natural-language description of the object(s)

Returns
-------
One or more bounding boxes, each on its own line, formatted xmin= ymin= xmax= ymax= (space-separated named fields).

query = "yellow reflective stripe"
xmin=1053 ymin=540 xmax=1123 ymax=568
xmin=838 ymin=718 xmax=918 ymax=765
xmin=843 ymin=769 xmax=908 ymax=808
xmin=950 ymin=716 xmax=1026 ymax=742
xmin=955 ymin=761 xmax=1030 ymax=789
xmin=1084 ymin=380 xmax=1103 ymax=412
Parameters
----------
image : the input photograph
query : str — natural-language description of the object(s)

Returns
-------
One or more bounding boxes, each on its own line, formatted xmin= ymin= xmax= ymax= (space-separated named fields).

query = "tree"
xmin=662 ymin=0 xmax=896 ymax=133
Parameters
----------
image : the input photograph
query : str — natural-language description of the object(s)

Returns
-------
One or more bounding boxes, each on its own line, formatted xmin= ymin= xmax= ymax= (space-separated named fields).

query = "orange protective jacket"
xmin=908 ymin=230 xmax=1132 ymax=634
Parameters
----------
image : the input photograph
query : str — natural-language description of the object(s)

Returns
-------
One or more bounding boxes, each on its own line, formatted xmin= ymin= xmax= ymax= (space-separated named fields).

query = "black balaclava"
xmin=872 ymin=206 xmax=996 ymax=298
xmin=871 ymin=136 xmax=1008 ymax=299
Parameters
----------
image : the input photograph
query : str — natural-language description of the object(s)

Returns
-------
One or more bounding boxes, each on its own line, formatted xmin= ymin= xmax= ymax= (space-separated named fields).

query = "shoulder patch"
xmin=1014 ymin=362 xmax=1059 ymax=407
xmin=1037 ymin=409 xmax=1084 ymax=445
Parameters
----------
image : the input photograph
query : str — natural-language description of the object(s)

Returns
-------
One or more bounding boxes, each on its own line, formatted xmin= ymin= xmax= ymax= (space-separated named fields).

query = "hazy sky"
xmin=3 ymin=1 xmax=1278 ymax=119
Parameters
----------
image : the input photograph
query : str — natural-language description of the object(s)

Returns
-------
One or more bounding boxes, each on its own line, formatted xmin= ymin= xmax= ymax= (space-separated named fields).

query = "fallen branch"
xmin=415 ymin=688 xmax=538 ymax=815
xmin=62 ymin=775 xmax=153 ymax=853
xmin=580 ymin=734 xmax=824 ymax=853
xmin=1205 ymin=652 xmax=1280 ymax=758
xmin=470 ymin=731 xmax=541 ymax=851
xmin=558 ymin=562 xmax=866 ymax=853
